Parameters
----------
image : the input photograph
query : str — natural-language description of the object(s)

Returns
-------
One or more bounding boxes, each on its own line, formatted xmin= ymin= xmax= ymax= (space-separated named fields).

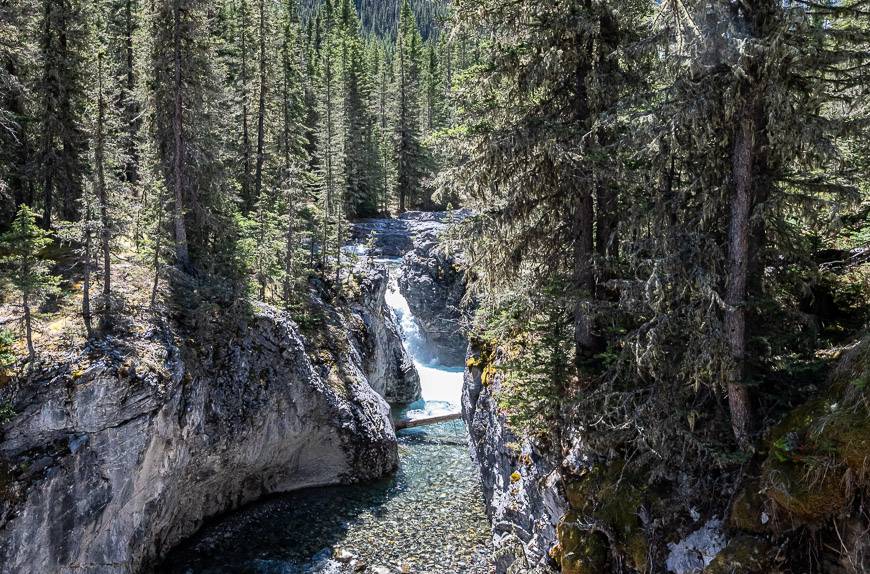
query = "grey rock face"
xmin=398 ymin=213 xmax=470 ymax=366
xmin=665 ymin=519 xmax=727 ymax=574
xmin=350 ymin=218 xmax=414 ymax=257
xmin=350 ymin=263 xmax=421 ymax=404
xmin=462 ymin=345 xmax=565 ymax=574
xmin=0 ymin=302 xmax=399 ymax=574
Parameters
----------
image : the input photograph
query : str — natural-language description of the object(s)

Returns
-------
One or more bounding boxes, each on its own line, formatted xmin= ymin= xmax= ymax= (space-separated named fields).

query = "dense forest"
xmin=0 ymin=0 xmax=467 ymax=342
xmin=1 ymin=0 xmax=869 ymax=573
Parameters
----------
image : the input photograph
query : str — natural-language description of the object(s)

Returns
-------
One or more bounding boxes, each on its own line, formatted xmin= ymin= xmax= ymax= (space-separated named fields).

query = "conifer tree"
xmin=0 ymin=205 xmax=60 ymax=361
xmin=0 ymin=0 xmax=36 ymax=226
xmin=37 ymin=0 xmax=88 ymax=228
xmin=278 ymin=0 xmax=310 ymax=305
xmin=314 ymin=0 xmax=346 ymax=284
xmin=393 ymin=0 xmax=424 ymax=212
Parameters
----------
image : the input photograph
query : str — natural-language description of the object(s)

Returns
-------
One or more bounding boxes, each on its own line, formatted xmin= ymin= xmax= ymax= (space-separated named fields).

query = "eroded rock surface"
xmin=0 ymin=280 xmax=411 ymax=573
xmin=351 ymin=263 xmax=421 ymax=404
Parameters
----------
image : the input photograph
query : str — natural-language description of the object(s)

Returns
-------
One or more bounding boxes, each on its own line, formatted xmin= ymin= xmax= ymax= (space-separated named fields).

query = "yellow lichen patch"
xmin=556 ymin=512 xmax=608 ymax=574
xmin=481 ymin=363 xmax=497 ymax=387
xmin=510 ymin=471 xmax=521 ymax=483
xmin=703 ymin=535 xmax=771 ymax=574
xmin=465 ymin=355 xmax=482 ymax=368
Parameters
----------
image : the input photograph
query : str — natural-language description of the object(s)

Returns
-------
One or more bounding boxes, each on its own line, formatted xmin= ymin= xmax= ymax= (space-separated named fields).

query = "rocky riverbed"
xmin=162 ymin=420 xmax=492 ymax=574
xmin=162 ymin=252 xmax=493 ymax=574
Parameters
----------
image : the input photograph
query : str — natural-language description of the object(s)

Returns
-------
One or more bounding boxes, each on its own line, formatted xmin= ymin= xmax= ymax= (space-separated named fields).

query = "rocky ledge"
xmin=0 ymin=266 xmax=418 ymax=574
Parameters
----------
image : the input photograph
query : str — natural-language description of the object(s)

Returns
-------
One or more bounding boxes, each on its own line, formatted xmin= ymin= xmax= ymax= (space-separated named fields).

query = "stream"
xmin=161 ymin=258 xmax=492 ymax=574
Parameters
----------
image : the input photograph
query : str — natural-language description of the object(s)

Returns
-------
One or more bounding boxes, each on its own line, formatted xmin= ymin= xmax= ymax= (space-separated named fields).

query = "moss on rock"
xmin=556 ymin=512 xmax=608 ymax=574
xmin=759 ymin=345 xmax=870 ymax=526
xmin=703 ymin=535 xmax=772 ymax=574
xmin=562 ymin=462 xmax=650 ymax=572
xmin=729 ymin=480 xmax=770 ymax=534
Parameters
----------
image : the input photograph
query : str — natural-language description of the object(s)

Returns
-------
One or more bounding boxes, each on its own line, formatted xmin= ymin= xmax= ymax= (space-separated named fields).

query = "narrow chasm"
xmin=162 ymin=216 xmax=491 ymax=574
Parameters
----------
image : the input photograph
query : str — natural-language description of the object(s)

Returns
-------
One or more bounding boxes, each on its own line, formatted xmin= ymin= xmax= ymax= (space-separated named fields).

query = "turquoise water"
xmin=161 ymin=261 xmax=492 ymax=574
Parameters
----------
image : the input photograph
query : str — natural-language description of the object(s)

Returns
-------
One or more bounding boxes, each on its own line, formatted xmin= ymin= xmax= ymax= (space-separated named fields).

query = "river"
xmin=161 ymin=258 xmax=492 ymax=574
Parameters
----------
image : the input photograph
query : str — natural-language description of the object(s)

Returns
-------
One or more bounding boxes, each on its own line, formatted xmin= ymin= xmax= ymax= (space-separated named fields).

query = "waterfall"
xmin=380 ymin=258 xmax=464 ymax=418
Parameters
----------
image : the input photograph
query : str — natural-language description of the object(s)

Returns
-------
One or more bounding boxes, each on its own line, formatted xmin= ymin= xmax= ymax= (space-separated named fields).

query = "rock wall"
xmin=462 ymin=345 xmax=565 ymax=574
xmin=0 ymin=285 xmax=411 ymax=573
xmin=398 ymin=212 xmax=470 ymax=365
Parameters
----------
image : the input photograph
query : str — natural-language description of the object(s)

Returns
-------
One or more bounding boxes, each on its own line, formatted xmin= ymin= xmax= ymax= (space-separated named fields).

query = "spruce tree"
xmin=37 ymin=0 xmax=88 ymax=228
xmin=393 ymin=0 xmax=424 ymax=212
xmin=0 ymin=205 xmax=60 ymax=361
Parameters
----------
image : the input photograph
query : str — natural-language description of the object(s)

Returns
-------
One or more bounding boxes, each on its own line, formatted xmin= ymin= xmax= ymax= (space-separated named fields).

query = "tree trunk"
xmin=82 ymin=202 xmax=93 ymax=338
xmin=572 ymin=22 xmax=599 ymax=362
xmin=40 ymin=0 xmax=54 ymax=229
xmin=284 ymin=201 xmax=295 ymax=305
xmin=573 ymin=191 xmax=598 ymax=359
xmin=23 ymin=294 xmax=34 ymax=362
xmin=397 ymin=42 xmax=406 ymax=213
xmin=172 ymin=0 xmax=190 ymax=269
xmin=122 ymin=0 xmax=140 ymax=189
xmin=281 ymin=40 xmax=295 ymax=307
xmin=96 ymin=54 xmax=112 ymax=329
xmin=241 ymin=0 xmax=252 ymax=212
xmin=4 ymin=57 xmax=33 ymax=214
xmin=254 ymin=0 xmax=267 ymax=203
xmin=151 ymin=190 xmax=165 ymax=308
xmin=725 ymin=102 xmax=757 ymax=450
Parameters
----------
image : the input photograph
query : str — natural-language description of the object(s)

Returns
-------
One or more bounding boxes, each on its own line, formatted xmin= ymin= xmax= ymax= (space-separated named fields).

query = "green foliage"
xmin=0 ymin=402 xmax=14 ymax=424
xmin=0 ymin=329 xmax=15 ymax=375
xmin=475 ymin=289 xmax=575 ymax=438
xmin=0 ymin=205 xmax=60 ymax=303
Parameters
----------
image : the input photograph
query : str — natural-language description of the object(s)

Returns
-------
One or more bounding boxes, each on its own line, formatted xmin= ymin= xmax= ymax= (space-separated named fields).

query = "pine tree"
xmin=339 ymin=0 xmax=379 ymax=218
xmin=0 ymin=205 xmax=60 ymax=361
xmin=314 ymin=0 xmax=346 ymax=285
xmin=278 ymin=0 xmax=310 ymax=305
xmin=449 ymin=0 xmax=642 ymax=364
xmin=423 ymin=41 xmax=443 ymax=134
xmin=107 ymin=0 xmax=141 ymax=191
xmin=637 ymin=0 xmax=870 ymax=448
xmin=0 ymin=0 xmax=37 ymax=226
xmin=151 ymin=0 xmax=234 ymax=273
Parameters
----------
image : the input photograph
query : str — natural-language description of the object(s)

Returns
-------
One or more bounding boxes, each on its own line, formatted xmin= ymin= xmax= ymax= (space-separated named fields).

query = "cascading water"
xmin=162 ymin=255 xmax=491 ymax=574
xmin=380 ymin=258 xmax=465 ymax=418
